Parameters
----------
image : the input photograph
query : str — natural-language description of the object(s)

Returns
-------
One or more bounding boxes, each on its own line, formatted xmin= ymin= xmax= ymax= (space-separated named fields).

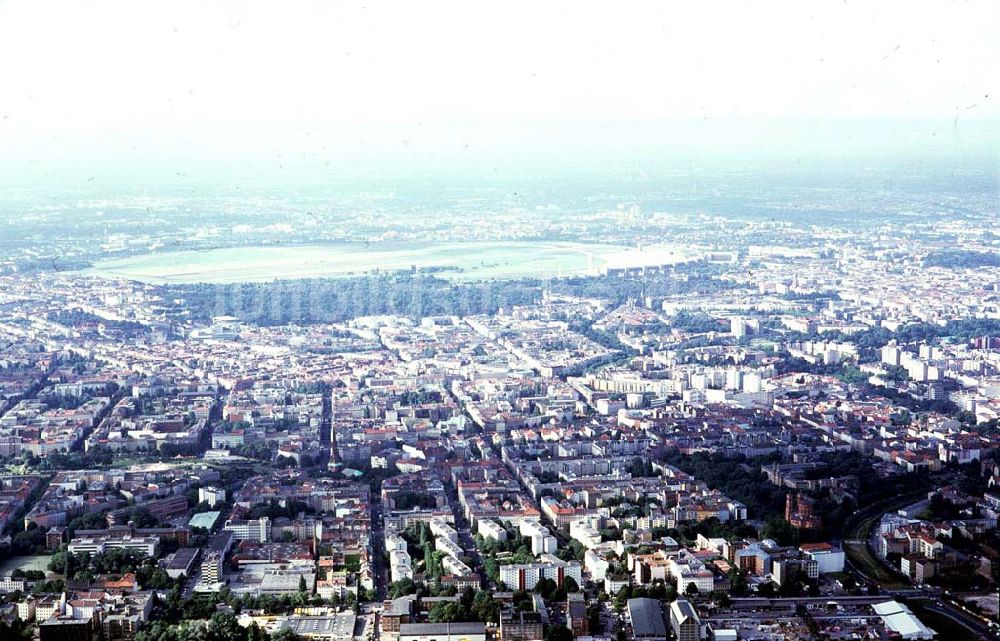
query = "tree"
xmin=544 ymin=625 xmax=573 ymax=641
xmin=729 ymin=571 xmax=748 ymax=597
xmin=207 ymin=612 xmax=243 ymax=641
xmin=534 ymin=577 xmax=557 ymax=599
xmin=891 ymin=408 xmax=912 ymax=426
xmin=562 ymin=576 xmax=579 ymax=593
xmin=883 ymin=365 xmax=910 ymax=383
xmin=685 ymin=582 xmax=699 ymax=597
xmin=587 ymin=603 xmax=604 ymax=634
xmin=246 ymin=623 xmax=265 ymax=641
xmin=762 ymin=517 xmax=797 ymax=546
xmin=388 ymin=578 xmax=423 ymax=599
xmin=48 ymin=548 xmax=76 ymax=576
xmin=471 ymin=591 xmax=500 ymax=624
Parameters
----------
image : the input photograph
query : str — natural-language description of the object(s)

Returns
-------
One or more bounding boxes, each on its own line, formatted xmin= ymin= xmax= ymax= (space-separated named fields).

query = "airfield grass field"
xmin=86 ymin=240 xmax=691 ymax=284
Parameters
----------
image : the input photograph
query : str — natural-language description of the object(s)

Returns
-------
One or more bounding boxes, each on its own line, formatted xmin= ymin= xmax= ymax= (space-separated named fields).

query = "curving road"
xmin=919 ymin=600 xmax=999 ymax=641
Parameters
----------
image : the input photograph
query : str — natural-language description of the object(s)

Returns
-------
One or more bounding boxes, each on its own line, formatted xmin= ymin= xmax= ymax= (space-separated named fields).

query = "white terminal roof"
xmin=871 ymin=601 xmax=935 ymax=640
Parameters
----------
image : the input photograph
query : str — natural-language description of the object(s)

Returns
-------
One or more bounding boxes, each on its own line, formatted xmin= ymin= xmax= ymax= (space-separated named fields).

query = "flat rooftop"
xmin=627 ymin=598 xmax=667 ymax=639
xmin=399 ymin=622 xmax=487 ymax=636
xmin=164 ymin=547 xmax=199 ymax=569
xmin=283 ymin=613 xmax=358 ymax=640
xmin=189 ymin=511 xmax=221 ymax=530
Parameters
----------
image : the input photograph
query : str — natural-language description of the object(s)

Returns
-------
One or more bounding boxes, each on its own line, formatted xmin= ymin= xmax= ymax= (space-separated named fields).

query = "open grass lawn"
xmin=0 ymin=555 xmax=52 ymax=575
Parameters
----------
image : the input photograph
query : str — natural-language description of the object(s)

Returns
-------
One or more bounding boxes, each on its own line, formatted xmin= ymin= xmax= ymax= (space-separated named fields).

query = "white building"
xmin=669 ymin=552 xmax=715 ymax=595
xmin=34 ymin=595 xmax=65 ymax=622
xmin=390 ymin=549 xmax=413 ymax=583
xmin=430 ymin=518 xmax=459 ymax=543
xmin=520 ymin=520 xmax=558 ymax=556
xmin=68 ymin=535 xmax=158 ymax=557
xmin=477 ymin=519 xmax=507 ymax=542
xmin=669 ymin=599 xmax=700 ymax=641
xmin=399 ymin=623 xmax=486 ymax=641
xmin=881 ymin=345 xmax=902 ymax=367
xmin=800 ymin=543 xmax=845 ymax=574
xmin=730 ymin=317 xmax=747 ymax=339
xmin=569 ymin=516 xmax=603 ymax=549
xmin=499 ymin=558 xmax=582 ymax=591
xmin=605 ymin=575 xmax=630 ymax=595
xmin=198 ymin=486 xmax=227 ymax=508
xmin=16 ymin=598 xmax=36 ymax=622
xmin=533 ymin=535 xmax=557 ymax=556
xmin=223 ymin=517 xmax=270 ymax=543
xmin=200 ymin=551 xmax=224 ymax=585
xmin=435 ymin=535 xmax=465 ymax=560
xmin=0 ymin=576 xmax=27 ymax=593
xmin=442 ymin=555 xmax=473 ymax=577
xmin=584 ymin=549 xmax=610 ymax=582
xmin=385 ymin=532 xmax=408 ymax=553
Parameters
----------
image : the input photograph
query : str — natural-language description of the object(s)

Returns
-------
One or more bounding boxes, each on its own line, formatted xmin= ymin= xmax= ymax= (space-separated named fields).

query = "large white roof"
xmin=871 ymin=601 xmax=935 ymax=640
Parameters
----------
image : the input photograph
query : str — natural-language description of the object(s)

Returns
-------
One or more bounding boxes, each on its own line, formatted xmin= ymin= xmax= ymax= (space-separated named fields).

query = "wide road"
xmin=371 ymin=502 xmax=387 ymax=602
xmin=917 ymin=598 xmax=1000 ymax=641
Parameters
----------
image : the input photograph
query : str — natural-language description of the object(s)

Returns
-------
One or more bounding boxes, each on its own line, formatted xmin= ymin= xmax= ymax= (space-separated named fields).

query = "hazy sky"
xmin=0 ymin=0 xmax=996 ymax=176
